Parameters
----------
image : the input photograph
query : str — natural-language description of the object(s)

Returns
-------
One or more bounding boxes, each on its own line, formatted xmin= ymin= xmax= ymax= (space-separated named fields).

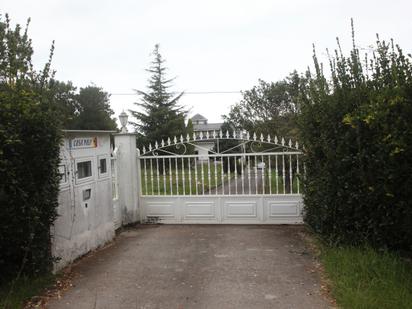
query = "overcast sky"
xmin=3 ymin=0 xmax=412 ymax=124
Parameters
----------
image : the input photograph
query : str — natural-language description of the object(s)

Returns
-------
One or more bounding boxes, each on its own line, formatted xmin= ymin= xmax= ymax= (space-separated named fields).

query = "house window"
xmin=77 ymin=161 xmax=92 ymax=179
xmin=99 ymin=158 xmax=107 ymax=174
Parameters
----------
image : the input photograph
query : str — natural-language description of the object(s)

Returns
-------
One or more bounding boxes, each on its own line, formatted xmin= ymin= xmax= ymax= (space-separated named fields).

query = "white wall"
xmin=194 ymin=142 xmax=215 ymax=161
xmin=113 ymin=133 xmax=139 ymax=224
xmin=51 ymin=131 xmax=115 ymax=271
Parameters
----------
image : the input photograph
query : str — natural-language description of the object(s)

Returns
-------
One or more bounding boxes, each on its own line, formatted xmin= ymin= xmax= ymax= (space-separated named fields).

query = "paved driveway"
xmin=208 ymin=170 xmax=265 ymax=195
xmin=47 ymin=225 xmax=330 ymax=309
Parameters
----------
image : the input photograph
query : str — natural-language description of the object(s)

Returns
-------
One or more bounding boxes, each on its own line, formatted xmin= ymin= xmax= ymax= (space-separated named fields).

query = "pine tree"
xmin=130 ymin=44 xmax=187 ymax=147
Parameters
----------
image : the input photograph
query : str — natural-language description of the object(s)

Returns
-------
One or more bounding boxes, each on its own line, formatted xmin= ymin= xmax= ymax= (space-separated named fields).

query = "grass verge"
xmin=0 ymin=273 xmax=56 ymax=309
xmin=319 ymin=245 xmax=412 ymax=309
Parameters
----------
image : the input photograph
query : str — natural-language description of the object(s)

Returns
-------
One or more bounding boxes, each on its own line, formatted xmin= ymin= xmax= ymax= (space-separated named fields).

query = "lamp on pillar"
xmin=119 ymin=111 xmax=129 ymax=133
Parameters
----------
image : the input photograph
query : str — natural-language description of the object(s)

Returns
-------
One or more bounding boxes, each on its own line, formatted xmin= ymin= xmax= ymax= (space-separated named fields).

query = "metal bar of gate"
xmin=188 ymin=157 xmax=192 ymax=195
xmin=214 ymin=157 xmax=218 ymax=196
xmin=137 ymin=151 xmax=303 ymax=196
xmin=181 ymin=157 xmax=186 ymax=195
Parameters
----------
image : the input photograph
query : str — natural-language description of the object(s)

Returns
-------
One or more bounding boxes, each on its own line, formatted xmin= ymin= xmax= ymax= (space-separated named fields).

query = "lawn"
xmin=141 ymin=161 xmax=233 ymax=195
xmin=263 ymin=170 xmax=301 ymax=194
xmin=320 ymin=246 xmax=412 ymax=309
xmin=0 ymin=273 xmax=56 ymax=309
xmin=140 ymin=159 xmax=301 ymax=195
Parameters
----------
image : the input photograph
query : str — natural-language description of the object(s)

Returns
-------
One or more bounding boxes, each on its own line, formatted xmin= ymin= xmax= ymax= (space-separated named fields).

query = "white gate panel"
xmin=184 ymin=201 xmax=217 ymax=219
xmin=143 ymin=200 xmax=178 ymax=221
xmin=139 ymin=196 xmax=303 ymax=224
xmin=222 ymin=198 xmax=262 ymax=223
xmin=137 ymin=130 xmax=305 ymax=225
xmin=263 ymin=195 xmax=303 ymax=224
xmin=225 ymin=201 xmax=257 ymax=218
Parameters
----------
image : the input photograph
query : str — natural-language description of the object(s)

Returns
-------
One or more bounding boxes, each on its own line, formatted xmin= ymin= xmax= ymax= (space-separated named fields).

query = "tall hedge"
xmin=0 ymin=15 xmax=61 ymax=282
xmin=299 ymin=25 xmax=412 ymax=250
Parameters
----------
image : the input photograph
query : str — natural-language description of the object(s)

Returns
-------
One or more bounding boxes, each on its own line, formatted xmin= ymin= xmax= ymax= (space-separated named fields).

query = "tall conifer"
xmin=130 ymin=44 xmax=187 ymax=147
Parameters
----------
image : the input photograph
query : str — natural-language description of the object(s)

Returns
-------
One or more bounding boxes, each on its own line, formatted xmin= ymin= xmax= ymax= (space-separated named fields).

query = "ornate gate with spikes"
xmin=137 ymin=130 xmax=304 ymax=224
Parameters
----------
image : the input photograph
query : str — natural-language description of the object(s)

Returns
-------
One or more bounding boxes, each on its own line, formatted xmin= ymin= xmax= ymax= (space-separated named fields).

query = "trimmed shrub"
xmin=0 ymin=15 xmax=61 ymax=282
xmin=299 ymin=25 xmax=412 ymax=251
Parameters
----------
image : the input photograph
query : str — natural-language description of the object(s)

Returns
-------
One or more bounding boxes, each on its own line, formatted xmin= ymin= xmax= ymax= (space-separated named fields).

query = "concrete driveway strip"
xmin=47 ymin=225 xmax=331 ymax=309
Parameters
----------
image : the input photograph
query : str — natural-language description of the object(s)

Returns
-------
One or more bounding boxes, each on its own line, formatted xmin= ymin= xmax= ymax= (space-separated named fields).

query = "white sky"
xmin=3 ymin=0 xmax=412 ymax=124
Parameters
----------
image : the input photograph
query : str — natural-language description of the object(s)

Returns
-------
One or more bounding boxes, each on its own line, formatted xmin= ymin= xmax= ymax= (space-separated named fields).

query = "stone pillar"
xmin=114 ymin=133 xmax=139 ymax=225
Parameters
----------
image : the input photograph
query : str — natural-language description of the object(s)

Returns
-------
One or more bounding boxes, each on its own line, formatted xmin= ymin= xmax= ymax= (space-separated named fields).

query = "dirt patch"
xmin=298 ymin=228 xmax=337 ymax=308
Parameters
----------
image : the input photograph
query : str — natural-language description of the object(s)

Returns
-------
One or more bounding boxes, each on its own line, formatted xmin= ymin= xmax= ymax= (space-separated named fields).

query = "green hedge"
xmin=0 ymin=15 xmax=61 ymax=282
xmin=299 ymin=30 xmax=412 ymax=250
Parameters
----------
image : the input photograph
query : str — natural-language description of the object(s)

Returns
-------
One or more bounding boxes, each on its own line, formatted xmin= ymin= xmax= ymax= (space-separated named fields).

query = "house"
xmin=191 ymin=114 xmax=223 ymax=161
xmin=191 ymin=113 xmax=223 ymax=136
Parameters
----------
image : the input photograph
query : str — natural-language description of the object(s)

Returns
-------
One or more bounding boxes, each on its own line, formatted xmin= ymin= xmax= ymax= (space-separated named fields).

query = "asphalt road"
xmin=47 ymin=225 xmax=331 ymax=309
xmin=209 ymin=170 xmax=264 ymax=195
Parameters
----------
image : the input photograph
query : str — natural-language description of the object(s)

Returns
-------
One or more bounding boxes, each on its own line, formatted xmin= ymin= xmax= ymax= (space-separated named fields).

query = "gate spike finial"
xmin=213 ymin=130 xmax=216 ymax=138
xmin=274 ymin=136 xmax=278 ymax=144
xmin=143 ymin=146 xmax=146 ymax=154
xmin=173 ymin=136 xmax=177 ymax=144
xmin=295 ymin=141 xmax=299 ymax=149
xmin=260 ymin=133 xmax=264 ymax=142
xmin=155 ymin=141 xmax=158 ymax=149
xmin=186 ymin=133 xmax=190 ymax=142
xmin=149 ymin=143 xmax=152 ymax=151
xmin=161 ymin=139 xmax=165 ymax=147
xmin=206 ymin=131 xmax=210 ymax=139
xmin=167 ymin=137 xmax=171 ymax=145
xmin=253 ymin=132 xmax=257 ymax=141
xmin=281 ymin=137 xmax=285 ymax=146
xmin=137 ymin=148 xmax=141 ymax=155
xmin=193 ymin=132 xmax=197 ymax=141
xmin=199 ymin=131 xmax=204 ymax=139
xmin=267 ymin=134 xmax=271 ymax=143
xmin=246 ymin=131 xmax=250 ymax=140
xmin=226 ymin=130 xmax=230 ymax=138
xmin=288 ymin=139 xmax=292 ymax=147
xmin=180 ymin=135 xmax=184 ymax=143
xmin=219 ymin=129 xmax=223 ymax=138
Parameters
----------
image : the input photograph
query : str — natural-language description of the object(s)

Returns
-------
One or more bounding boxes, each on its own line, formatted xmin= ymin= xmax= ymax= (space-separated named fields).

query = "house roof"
xmin=191 ymin=113 xmax=208 ymax=121
xmin=193 ymin=122 xmax=223 ymax=131
xmin=63 ymin=130 xmax=116 ymax=134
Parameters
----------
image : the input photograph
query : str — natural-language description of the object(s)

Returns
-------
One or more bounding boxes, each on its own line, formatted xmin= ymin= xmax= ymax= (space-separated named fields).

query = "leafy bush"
xmin=0 ymin=15 xmax=61 ymax=282
xmin=299 ymin=23 xmax=412 ymax=250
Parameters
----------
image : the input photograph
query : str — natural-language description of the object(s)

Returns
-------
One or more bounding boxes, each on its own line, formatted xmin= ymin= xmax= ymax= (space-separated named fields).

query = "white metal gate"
xmin=137 ymin=131 xmax=304 ymax=224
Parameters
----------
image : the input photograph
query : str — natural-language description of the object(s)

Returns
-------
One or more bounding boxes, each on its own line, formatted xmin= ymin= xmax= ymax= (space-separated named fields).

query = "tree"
xmin=219 ymin=122 xmax=242 ymax=174
xmin=47 ymin=82 xmax=117 ymax=131
xmin=0 ymin=14 xmax=61 ymax=281
xmin=223 ymin=72 xmax=305 ymax=140
xmin=185 ymin=118 xmax=195 ymax=154
xmin=49 ymin=80 xmax=78 ymax=128
xmin=129 ymin=44 xmax=187 ymax=148
xmin=67 ymin=85 xmax=117 ymax=130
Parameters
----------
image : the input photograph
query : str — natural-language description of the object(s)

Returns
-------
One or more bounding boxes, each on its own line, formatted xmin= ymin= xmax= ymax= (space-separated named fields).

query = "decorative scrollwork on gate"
xmin=138 ymin=129 xmax=301 ymax=157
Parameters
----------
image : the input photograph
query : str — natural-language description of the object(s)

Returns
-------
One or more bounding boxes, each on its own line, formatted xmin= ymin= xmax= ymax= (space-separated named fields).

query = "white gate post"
xmin=114 ymin=132 xmax=139 ymax=225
